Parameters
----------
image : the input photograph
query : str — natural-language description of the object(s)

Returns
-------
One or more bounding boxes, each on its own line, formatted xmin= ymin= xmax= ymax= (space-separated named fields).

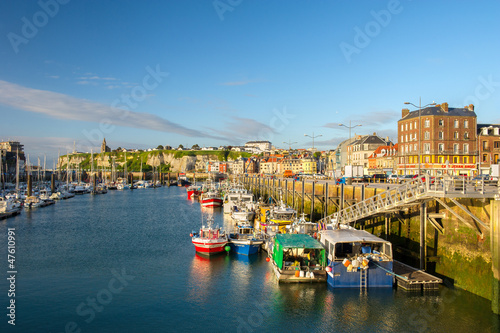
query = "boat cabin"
xmin=271 ymin=234 xmax=327 ymax=283
xmin=320 ymin=226 xmax=394 ymax=288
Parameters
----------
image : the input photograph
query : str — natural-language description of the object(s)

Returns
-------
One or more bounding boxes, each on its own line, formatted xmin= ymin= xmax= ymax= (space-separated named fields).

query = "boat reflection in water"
xmin=186 ymin=253 xmax=228 ymax=304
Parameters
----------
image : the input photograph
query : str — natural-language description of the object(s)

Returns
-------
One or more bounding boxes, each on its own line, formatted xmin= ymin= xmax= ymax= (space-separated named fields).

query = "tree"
xmin=191 ymin=144 xmax=200 ymax=150
xmin=156 ymin=145 xmax=164 ymax=150
xmin=178 ymin=144 xmax=184 ymax=149
xmin=314 ymin=152 xmax=321 ymax=159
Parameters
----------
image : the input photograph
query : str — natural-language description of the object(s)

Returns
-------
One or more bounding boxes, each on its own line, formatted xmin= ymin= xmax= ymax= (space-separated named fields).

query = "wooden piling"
xmin=491 ymin=199 xmax=500 ymax=314
xmin=27 ymin=175 xmax=32 ymax=197
xmin=420 ymin=202 xmax=427 ymax=270
xmin=51 ymin=173 xmax=55 ymax=193
xmin=311 ymin=181 xmax=315 ymax=222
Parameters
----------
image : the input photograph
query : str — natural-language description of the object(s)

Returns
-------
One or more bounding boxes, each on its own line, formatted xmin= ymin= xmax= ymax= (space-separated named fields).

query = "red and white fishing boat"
xmin=191 ymin=216 xmax=228 ymax=255
xmin=186 ymin=185 xmax=201 ymax=200
xmin=200 ymin=190 xmax=222 ymax=208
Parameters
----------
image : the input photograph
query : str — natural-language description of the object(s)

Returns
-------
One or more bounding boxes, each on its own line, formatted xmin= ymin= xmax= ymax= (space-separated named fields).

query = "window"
xmin=454 ymin=132 xmax=459 ymax=139
xmin=409 ymin=134 xmax=412 ymax=141
xmin=414 ymin=144 xmax=417 ymax=151
xmin=464 ymin=132 xmax=469 ymax=139
xmin=409 ymin=145 xmax=412 ymax=152
xmin=425 ymin=119 xmax=430 ymax=128
xmin=494 ymin=141 xmax=500 ymax=148
xmin=424 ymin=143 xmax=430 ymax=153
xmin=405 ymin=123 xmax=408 ymax=131
xmin=439 ymin=119 xmax=444 ymax=126
xmin=464 ymin=144 xmax=469 ymax=154
xmin=424 ymin=131 xmax=430 ymax=140
xmin=453 ymin=156 xmax=459 ymax=163
xmin=414 ymin=121 xmax=417 ymax=129
xmin=405 ymin=135 xmax=408 ymax=142
xmin=439 ymin=132 xmax=444 ymax=140
xmin=438 ymin=143 xmax=445 ymax=152
xmin=401 ymin=124 xmax=404 ymax=132
xmin=438 ymin=156 xmax=444 ymax=163
xmin=454 ymin=144 xmax=459 ymax=154
xmin=464 ymin=120 xmax=469 ymax=128
xmin=483 ymin=154 xmax=488 ymax=162
xmin=494 ymin=154 xmax=499 ymax=164
xmin=425 ymin=156 xmax=430 ymax=163
xmin=483 ymin=141 xmax=488 ymax=150
xmin=410 ymin=123 xmax=412 ymax=130
xmin=454 ymin=120 xmax=459 ymax=128
xmin=464 ymin=156 xmax=469 ymax=164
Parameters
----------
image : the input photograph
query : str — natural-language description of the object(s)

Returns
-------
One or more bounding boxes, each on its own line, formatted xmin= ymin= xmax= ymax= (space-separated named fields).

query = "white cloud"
xmin=0 ymin=80 xmax=223 ymax=139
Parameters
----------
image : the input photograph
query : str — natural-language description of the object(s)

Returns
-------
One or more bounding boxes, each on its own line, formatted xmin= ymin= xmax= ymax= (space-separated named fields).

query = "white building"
xmin=245 ymin=141 xmax=272 ymax=152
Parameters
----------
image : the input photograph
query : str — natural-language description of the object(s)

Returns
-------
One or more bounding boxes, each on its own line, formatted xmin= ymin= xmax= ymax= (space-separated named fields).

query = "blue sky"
xmin=1 ymin=0 xmax=499 ymax=165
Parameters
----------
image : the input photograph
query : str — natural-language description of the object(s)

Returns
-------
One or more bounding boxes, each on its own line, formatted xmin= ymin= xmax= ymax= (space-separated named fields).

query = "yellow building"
xmin=301 ymin=158 xmax=317 ymax=174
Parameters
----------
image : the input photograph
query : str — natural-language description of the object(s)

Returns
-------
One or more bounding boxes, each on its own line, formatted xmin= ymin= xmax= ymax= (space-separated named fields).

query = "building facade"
xmin=347 ymin=134 xmax=392 ymax=173
xmin=477 ymin=124 xmax=500 ymax=174
xmin=397 ymin=103 xmax=477 ymax=176
xmin=367 ymin=144 xmax=398 ymax=174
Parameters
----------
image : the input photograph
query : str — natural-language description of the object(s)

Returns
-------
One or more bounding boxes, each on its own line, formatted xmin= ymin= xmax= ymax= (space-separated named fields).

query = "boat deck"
xmin=393 ymin=260 xmax=442 ymax=291
xmin=272 ymin=264 xmax=327 ymax=283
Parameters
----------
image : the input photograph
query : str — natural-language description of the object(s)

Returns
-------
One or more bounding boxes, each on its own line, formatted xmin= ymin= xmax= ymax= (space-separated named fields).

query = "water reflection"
xmin=186 ymin=253 xmax=228 ymax=304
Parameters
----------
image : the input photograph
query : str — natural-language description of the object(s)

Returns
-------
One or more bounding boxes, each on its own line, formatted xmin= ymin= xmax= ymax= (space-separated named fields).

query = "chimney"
xmin=441 ymin=102 xmax=449 ymax=112
xmin=402 ymin=108 xmax=409 ymax=118
xmin=468 ymin=104 xmax=475 ymax=111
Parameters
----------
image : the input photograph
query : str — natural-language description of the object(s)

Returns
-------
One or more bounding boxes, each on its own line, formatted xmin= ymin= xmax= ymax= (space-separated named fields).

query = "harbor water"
xmin=1 ymin=186 xmax=499 ymax=332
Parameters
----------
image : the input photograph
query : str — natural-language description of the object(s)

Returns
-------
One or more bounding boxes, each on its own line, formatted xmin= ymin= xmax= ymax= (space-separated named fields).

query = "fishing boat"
xmin=269 ymin=234 xmax=327 ymax=283
xmin=230 ymin=202 xmax=256 ymax=224
xmin=222 ymin=183 xmax=251 ymax=214
xmin=186 ymin=185 xmax=202 ymax=200
xmin=228 ymin=225 xmax=264 ymax=255
xmin=318 ymin=223 xmax=394 ymax=288
xmin=191 ymin=216 xmax=228 ymax=255
xmin=258 ymin=199 xmax=297 ymax=235
xmin=288 ymin=213 xmax=318 ymax=235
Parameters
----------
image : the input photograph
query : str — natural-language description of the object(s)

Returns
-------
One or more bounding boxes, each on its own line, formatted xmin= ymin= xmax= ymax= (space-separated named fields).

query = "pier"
xmin=237 ymin=174 xmax=500 ymax=313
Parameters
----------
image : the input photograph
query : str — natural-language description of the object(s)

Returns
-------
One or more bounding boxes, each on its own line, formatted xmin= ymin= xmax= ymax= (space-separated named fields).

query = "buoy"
xmin=265 ymin=257 xmax=270 ymax=262
xmin=224 ymin=245 xmax=231 ymax=252
xmin=326 ymin=266 xmax=332 ymax=272
xmin=190 ymin=233 xmax=193 ymax=237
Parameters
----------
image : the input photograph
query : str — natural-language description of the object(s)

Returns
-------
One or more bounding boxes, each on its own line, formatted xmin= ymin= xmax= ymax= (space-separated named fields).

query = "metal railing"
xmin=320 ymin=176 xmax=499 ymax=226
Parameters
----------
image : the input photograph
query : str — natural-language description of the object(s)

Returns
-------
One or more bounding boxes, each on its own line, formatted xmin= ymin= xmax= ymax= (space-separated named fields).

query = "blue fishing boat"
xmin=319 ymin=224 xmax=394 ymax=288
xmin=228 ymin=225 xmax=264 ymax=255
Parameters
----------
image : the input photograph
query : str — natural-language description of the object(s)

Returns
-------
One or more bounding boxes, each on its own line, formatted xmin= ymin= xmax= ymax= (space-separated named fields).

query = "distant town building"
xmin=477 ymin=124 xmax=500 ymax=174
xmin=368 ymin=144 xmax=398 ymax=174
xmin=245 ymin=141 xmax=272 ymax=153
xmin=397 ymin=103 xmax=477 ymax=176
xmin=0 ymin=141 xmax=24 ymax=153
xmin=101 ymin=138 xmax=111 ymax=153
xmin=347 ymin=134 xmax=392 ymax=172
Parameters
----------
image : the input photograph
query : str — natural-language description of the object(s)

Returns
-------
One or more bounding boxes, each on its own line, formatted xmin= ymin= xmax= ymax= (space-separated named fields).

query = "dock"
xmin=0 ymin=210 xmax=21 ymax=220
xmin=393 ymin=260 xmax=442 ymax=291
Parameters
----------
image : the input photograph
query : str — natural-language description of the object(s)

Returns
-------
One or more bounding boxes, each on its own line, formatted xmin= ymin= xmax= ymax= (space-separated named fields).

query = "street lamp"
xmin=338 ymin=121 xmax=362 ymax=165
xmin=304 ymin=132 xmax=322 ymax=151
xmin=404 ymin=98 xmax=436 ymax=176
xmin=283 ymin=140 xmax=297 ymax=151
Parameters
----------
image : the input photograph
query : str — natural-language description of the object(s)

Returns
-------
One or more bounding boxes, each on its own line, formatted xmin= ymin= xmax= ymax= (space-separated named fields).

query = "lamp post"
xmin=304 ymin=132 xmax=322 ymax=151
xmin=338 ymin=121 xmax=362 ymax=165
xmin=404 ymin=99 xmax=436 ymax=176
xmin=283 ymin=140 xmax=297 ymax=151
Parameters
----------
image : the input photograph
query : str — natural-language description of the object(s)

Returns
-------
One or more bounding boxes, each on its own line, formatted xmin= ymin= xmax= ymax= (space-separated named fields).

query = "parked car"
xmin=371 ymin=174 xmax=388 ymax=182
xmin=388 ymin=174 xmax=399 ymax=183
